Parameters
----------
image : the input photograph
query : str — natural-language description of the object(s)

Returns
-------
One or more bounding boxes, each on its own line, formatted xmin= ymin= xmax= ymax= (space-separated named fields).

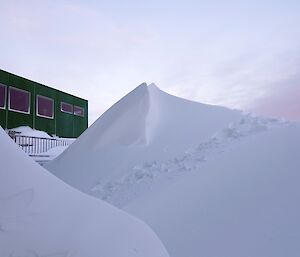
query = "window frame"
xmin=73 ymin=105 xmax=84 ymax=117
xmin=60 ymin=101 xmax=73 ymax=114
xmin=8 ymin=86 xmax=31 ymax=114
xmin=0 ymin=83 xmax=6 ymax=110
xmin=36 ymin=94 xmax=54 ymax=119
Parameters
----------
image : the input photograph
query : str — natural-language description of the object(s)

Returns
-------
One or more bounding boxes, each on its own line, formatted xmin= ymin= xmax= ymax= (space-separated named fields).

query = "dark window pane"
xmin=61 ymin=102 xmax=73 ymax=114
xmin=9 ymin=87 xmax=30 ymax=113
xmin=37 ymin=95 xmax=54 ymax=118
xmin=74 ymin=105 xmax=84 ymax=117
xmin=0 ymin=84 xmax=6 ymax=108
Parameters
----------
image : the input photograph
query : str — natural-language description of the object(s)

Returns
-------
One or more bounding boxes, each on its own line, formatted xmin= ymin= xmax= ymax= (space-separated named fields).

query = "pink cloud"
xmin=252 ymin=81 xmax=300 ymax=121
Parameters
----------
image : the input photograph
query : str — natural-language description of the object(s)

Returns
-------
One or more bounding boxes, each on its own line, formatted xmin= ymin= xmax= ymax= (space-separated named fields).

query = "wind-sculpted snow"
xmin=0 ymin=128 xmax=169 ymax=257
xmin=46 ymin=83 xmax=300 ymax=257
xmin=46 ymin=83 xmax=242 ymax=192
xmin=126 ymin=124 xmax=300 ymax=257
xmin=91 ymin=114 xmax=290 ymax=207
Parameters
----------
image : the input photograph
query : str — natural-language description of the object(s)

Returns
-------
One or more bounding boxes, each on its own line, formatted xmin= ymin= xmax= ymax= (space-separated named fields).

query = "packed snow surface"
xmin=8 ymin=126 xmax=52 ymax=138
xmin=33 ymin=145 xmax=70 ymax=167
xmin=47 ymin=83 xmax=300 ymax=257
xmin=0 ymin=128 xmax=169 ymax=257
xmin=46 ymin=83 xmax=242 ymax=192
xmin=126 ymin=125 xmax=300 ymax=257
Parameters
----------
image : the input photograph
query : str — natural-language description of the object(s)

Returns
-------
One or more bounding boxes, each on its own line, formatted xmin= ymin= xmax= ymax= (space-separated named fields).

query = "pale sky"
xmin=1 ymin=0 xmax=300 ymax=124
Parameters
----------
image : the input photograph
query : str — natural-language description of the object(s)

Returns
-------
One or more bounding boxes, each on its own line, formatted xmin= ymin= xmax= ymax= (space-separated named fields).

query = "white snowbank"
xmin=46 ymin=83 xmax=300 ymax=257
xmin=126 ymin=125 xmax=300 ymax=257
xmin=0 ymin=128 xmax=169 ymax=257
xmin=46 ymin=83 xmax=242 ymax=193
xmin=89 ymin=114 xmax=290 ymax=207
xmin=8 ymin=126 xmax=52 ymax=138
xmin=32 ymin=145 xmax=70 ymax=167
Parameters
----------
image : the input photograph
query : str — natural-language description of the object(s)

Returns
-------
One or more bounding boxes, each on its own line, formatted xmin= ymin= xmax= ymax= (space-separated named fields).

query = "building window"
xmin=0 ymin=84 xmax=6 ymax=109
xmin=37 ymin=95 xmax=54 ymax=119
xmin=61 ymin=102 xmax=73 ymax=114
xmin=9 ymin=87 xmax=30 ymax=114
xmin=74 ymin=105 xmax=84 ymax=117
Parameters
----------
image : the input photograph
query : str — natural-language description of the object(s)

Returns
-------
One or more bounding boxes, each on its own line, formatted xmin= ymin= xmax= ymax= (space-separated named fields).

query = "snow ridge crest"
xmin=73 ymin=83 xmax=162 ymax=150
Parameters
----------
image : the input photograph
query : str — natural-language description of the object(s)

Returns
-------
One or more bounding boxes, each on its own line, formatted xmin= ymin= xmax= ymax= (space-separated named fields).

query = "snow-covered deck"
xmin=7 ymin=126 xmax=75 ymax=165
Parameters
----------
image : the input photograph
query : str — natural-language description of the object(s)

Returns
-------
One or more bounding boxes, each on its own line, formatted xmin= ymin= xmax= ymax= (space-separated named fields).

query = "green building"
xmin=0 ymin=69 xmax=88 ymax=138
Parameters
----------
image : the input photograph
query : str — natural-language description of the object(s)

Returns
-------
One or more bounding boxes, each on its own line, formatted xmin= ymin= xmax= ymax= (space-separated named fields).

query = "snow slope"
xmin=8 ymin=126 xmax=52 ymax=138
xmin=0 ymin=128 xmax=169 ymax=257
xmin=46 ymin=83 xmax=300 ymax=257
xmin=126 ymin=125 xmax=300 ymax=257
xmin=46 ymin=83 xmax=242 ymax=194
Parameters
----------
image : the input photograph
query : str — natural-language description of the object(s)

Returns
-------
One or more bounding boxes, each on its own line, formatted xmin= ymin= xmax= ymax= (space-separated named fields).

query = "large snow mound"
xmin=46 ymin=83 xmax=242 ymax=193
xmin=0 ymin=128 xmax=169 ymax=257
xmin=46 ymin=83 xmax=300 ymax=257
xmin=126 ymin=125 xmax=300 ymax=257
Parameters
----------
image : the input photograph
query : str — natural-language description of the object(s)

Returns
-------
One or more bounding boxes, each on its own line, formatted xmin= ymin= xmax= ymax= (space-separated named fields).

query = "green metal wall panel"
xmin=0 ymin=71 xmax=9 ymax=129
xmin=34 ymin=83 xmax=57 ymax=135
xmin=0 ymin=70 xmax=88 ymax=138
xmin=55 ymin=92 xmax=75 ymax=138
xmin=7 ymin=73 xmax=34 ymax=129
xmin=73 ymin=98 xmax=88 ymax=137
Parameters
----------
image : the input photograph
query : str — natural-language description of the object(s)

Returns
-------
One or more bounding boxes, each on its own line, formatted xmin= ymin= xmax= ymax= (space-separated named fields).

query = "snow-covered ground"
xmin=0 ymin=128 xmax=169 ymax=257
xmin=32 ymin=145 xmax=70 ymax=166
xmin=46 ymin=83 xmax=300 ymax=257
xmin=8 ymin=126 xmax=53 ymax=138
xmin=126 ymin=125 xmax=300 ymax=257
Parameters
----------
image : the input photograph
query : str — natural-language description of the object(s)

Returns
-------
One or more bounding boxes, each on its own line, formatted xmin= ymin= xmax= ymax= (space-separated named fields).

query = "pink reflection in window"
xmin=9 ymin=87 xmax=30 ymax=113
xmin=37 ymin=95 xmax=54 ymax=119
xmin=61 ymin=102 xmax=73 ymax=114
xmin=0 ymin=84 xmax=6 ymax=108
xmin=74 ymin=105 xmax=84 ymax=117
